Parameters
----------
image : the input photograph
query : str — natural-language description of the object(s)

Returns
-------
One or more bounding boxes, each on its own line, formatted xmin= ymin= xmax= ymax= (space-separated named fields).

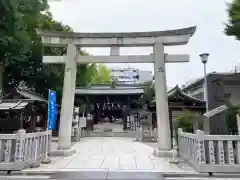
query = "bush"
xmin=174 ymin=109 xmax=204 ymax=134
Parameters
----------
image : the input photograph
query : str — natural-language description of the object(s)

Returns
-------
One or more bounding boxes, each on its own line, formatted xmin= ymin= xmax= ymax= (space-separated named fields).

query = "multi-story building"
xmin=182 ymin=72 xmax=240 ymax=134
xmin=110 ymin=67 xmax=153 ymax=84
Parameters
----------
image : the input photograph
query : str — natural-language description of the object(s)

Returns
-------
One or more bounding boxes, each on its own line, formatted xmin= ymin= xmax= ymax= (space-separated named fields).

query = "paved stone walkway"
xmin=24 ymin=137 xmax=195 ymax=173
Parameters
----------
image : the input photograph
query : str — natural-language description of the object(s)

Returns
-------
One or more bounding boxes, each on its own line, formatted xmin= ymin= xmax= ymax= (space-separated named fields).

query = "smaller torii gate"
xmin=38 ymin=26 xmax=196 ymax=156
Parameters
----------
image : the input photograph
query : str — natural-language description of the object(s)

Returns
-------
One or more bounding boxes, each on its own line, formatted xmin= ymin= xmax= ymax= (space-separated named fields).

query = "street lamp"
xmin=199 ymin=53 xmax=209 ymax=112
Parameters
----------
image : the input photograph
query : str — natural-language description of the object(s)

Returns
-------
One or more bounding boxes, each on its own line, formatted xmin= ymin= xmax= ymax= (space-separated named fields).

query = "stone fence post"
xmin=14 ymin=129 xmax=26 ymax=163
xmin=177 ymin=128 xmax=183 ymax=135
xmin=196 ymin=130 xmax=206 ymax=164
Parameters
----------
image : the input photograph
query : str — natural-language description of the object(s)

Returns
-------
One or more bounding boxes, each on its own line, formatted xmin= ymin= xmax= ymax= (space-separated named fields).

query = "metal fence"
xmin=178 ymin=128 xmax=240 ymax=173
xmin=0 ymin=130 xmax=51 ymax=171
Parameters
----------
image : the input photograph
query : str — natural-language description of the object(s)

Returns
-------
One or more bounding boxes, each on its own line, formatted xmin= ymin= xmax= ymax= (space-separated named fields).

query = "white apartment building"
xmin=110 ymin=67 xmax=153 ymax=84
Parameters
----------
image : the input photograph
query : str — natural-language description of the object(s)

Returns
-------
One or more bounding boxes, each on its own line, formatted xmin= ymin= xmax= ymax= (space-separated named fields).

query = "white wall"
xmin=110 ymin=68 xmax=152 ymax=84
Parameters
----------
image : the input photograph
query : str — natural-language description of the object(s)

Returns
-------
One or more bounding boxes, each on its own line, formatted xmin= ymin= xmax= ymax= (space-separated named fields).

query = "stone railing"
xmin=178 ymin=128 xmax=240 ymax=173
xmin=0 ymin=130 xmax=51 ymax=172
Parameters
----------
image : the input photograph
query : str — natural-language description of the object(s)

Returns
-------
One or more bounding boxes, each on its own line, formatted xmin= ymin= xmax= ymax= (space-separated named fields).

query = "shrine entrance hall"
xmin=75 ymin=83 xmax=143 ymax=131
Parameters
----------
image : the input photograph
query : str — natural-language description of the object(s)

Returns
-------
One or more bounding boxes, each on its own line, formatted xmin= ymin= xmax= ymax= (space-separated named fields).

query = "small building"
xmin=149 ymin=85 xmax=206 ymax=138
xmin=0 ymin=88 xmax=49 ymax=133
xmin=182 ymin=72 xmax=240 ymax=134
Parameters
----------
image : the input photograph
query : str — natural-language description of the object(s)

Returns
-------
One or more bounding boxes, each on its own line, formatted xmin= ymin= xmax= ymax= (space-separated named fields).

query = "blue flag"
xmin=48 ymin=90 xmax=57 ymax=130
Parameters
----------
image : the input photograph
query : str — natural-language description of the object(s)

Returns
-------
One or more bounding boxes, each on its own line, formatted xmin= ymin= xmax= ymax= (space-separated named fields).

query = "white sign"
xmin=204 ymin=105 xmax=227 ymax=118
xmin=79 ymin=117 xmax=86 ymax=128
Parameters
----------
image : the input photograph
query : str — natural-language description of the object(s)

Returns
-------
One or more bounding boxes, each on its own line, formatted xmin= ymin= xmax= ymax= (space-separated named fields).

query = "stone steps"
xmin=165 ymin=177 xmax=240 ymax=180
xmin=163 ymin=173 xmax=240 ymax=180
xmin=84 ymin=131 xmax=138 ymax=138
xmin=2 ymin=171 xmax=240 ymax=180
xmin=0 ymin=175 xmax=51 ymax=179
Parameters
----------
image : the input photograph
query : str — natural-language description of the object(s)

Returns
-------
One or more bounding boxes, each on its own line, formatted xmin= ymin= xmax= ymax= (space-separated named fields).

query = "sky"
xmin=49 ymin=0 xmax=240 ymax=87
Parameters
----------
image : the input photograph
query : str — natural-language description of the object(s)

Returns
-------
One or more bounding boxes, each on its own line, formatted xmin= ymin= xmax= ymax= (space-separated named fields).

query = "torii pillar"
xmin=153 ymin=43 xmax=171 ymax=152
xmin=38 ymin=26 xmax=196 ymax=156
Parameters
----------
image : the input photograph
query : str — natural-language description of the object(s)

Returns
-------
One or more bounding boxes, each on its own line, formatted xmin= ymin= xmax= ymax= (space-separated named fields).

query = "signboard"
xmin=204 ymin=105 xmax=227 ymax=118
xmin=79 ymin=117 xmax=86 ymax=128
xmin=48 ymin=90 xmax=57 ymax=130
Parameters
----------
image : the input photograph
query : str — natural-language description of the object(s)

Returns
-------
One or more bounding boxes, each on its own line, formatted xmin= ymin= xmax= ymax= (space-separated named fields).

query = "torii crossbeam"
xmin=38 ymin=26 xmax=196 ymax=157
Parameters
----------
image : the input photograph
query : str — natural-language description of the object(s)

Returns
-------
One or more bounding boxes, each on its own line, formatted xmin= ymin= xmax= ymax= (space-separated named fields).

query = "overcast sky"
xmin=49 ymin=0 xmax=240 ymax=87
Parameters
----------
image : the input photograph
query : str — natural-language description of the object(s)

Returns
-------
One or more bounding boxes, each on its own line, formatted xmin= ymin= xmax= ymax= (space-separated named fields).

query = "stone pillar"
xmin=203 ymin=118 xmax=210 ymax=135
xmin=153 ymin=43 xmax=171 ymax=150
xmin=58 ymin=44 xmax=77 ymax=150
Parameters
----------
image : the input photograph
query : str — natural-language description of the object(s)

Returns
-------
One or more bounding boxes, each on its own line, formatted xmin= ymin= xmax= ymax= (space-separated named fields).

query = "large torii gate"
xmin=38 ymin=26 xmax=196 ymax=156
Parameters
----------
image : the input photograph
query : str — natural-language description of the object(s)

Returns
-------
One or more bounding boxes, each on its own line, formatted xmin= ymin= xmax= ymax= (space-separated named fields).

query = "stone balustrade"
xmin=0 ymin=130 xmax=51 ymax=172
xmin=178 ymin=128 xmax=240 ymax=173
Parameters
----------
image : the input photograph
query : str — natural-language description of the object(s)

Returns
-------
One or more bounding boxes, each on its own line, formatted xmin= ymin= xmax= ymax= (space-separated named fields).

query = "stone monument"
xmin=137 ymin=105 xmax=153 ymax=141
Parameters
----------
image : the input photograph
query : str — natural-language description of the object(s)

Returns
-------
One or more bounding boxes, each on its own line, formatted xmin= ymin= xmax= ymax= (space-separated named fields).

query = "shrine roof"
xmin=0 ymin=99 xmax=31 ymax=110
xmin=150 ymin=85 xmax=205 ymax=106
xmin=75 ymin=83 xmax=144 ymax=95
xmin=3 ymin=88 xmax=47 ymax=103
xmin=38 ymin=26 xmax=196 ymax=38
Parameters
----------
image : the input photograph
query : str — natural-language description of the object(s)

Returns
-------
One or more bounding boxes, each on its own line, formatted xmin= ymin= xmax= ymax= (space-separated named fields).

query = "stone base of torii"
xmin=37 ymin=26 xmax=197 ymax=157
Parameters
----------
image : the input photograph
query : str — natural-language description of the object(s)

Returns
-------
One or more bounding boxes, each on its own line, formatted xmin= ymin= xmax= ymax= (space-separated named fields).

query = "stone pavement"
xmin=23 ymin=137 xmax=195 ymax=173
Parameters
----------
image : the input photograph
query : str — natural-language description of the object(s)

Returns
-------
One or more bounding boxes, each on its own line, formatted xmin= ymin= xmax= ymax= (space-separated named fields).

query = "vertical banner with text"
xmin=48 ymin=89 xmax=57 ymax=130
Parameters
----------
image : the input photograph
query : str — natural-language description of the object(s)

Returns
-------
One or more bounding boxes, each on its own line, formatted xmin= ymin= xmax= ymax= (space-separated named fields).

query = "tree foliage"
xmin=175 ymin=110 xmax=203 ymax=133
xmin=0 ymin=0 xmax=110 ymax=104
xmin=91 ymin=64 xmax=112 ymax=84
xmin=138 ymin=81 xmax=155 ymax=107
xmin=143 ymin=81 xmax=155 ymax=102
xmin=225 ymin=0 xmax=240 ymax=40
xmin=0 ymin=0 xmax=32 ymax=95
xmin=225 ymin=101 xmax=239 ymax=134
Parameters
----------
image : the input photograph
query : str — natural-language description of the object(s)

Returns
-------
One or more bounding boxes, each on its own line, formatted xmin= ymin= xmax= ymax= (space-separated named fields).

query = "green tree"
xmin=137 ymin=81 xmax=155 ymax=107
xmin=225 ymin=0 xmax=240 ymax=40
xmin=225 ymin=101 xmax=239 ymax=134
xmin=91 ymin=64 xmax=112 ymax=84
xmin=175 ymin=110 xmax=203 ymax=133
xmin=143 ymin=81 xmax=155 ymax=102
xmin=0 ymin=0 xmax=100 ymax=104
xmin=35 ymin=12 xmax=98 ymax=102
xmin=0 ymin=0 xmax=32 ymax=95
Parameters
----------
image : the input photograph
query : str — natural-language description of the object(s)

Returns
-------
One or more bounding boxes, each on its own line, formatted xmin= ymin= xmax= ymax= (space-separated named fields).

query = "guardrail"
xmin=0 ymin=130 xmax=51 ymax=172
xmin=178 ymin=128 xmax=240 ymax=173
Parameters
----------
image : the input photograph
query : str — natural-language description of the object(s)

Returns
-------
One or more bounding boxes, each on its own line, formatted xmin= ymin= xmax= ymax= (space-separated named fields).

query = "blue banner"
xmin=48 ymin=90 xmax=57 ymax=130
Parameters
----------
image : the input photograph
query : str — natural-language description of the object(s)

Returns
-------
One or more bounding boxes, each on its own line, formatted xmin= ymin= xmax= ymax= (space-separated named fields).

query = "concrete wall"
xmin=183 ymin=73 xmax=240 ymax=135
xmin=224 ymin=85 xmax=240 ymax=106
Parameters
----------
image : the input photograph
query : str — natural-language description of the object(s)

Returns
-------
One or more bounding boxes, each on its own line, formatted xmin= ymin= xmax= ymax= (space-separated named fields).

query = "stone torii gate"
xmin=38 ymin=26 xmax=196 ymax=156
